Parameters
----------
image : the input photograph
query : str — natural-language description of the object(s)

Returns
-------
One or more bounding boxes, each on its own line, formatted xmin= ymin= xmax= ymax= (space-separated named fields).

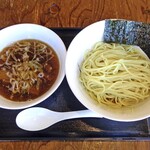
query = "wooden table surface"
xmin=0 ymin=0 xmax=150 ymax=149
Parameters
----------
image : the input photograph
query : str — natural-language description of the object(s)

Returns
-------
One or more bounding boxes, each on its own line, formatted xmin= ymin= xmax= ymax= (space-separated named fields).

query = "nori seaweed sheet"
xmin=103 ymin=19 xmax=150 ymax=58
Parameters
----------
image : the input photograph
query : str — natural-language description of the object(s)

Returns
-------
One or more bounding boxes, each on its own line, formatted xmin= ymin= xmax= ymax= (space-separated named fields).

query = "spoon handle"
xmin=59 ymin=109 xmax=103 ymax=121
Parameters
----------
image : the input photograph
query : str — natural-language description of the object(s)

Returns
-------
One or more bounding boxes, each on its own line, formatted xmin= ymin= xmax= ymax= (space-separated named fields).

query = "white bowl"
xmin=0 ymin=23 xmax=66 ymax=109
xmin=66 ymin=20 xmax=150 ymax=122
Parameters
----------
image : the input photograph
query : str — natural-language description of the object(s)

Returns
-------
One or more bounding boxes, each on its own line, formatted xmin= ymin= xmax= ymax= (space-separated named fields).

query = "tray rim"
xmin=0 ymin=28 xmax=149 ymax=141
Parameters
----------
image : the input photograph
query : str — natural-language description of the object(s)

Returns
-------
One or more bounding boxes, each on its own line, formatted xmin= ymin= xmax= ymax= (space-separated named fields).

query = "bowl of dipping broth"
xmin=66 ymin=20 xmax=150 ymax=122
xmin=0 ymin=23 xmax=66 ymax=109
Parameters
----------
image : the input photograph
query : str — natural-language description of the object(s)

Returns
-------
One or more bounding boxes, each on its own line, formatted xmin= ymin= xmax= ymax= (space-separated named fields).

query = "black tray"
xmin=0 ymin=28 xmax=150 ymax=141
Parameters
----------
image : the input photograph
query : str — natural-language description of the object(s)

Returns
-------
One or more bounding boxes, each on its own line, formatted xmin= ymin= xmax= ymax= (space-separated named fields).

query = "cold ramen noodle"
xmin=80 ymin=42 xmax=150 ymax=108
xmin=0 ymin=40 xmax=59 ymax=101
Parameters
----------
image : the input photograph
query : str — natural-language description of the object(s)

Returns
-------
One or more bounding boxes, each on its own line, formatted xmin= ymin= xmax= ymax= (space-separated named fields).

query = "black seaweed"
xmin=104 ymin=19 xmax=150 ymax=58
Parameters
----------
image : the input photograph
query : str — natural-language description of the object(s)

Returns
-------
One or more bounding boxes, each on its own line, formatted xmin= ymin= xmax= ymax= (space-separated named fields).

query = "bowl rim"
xmin=65 ymin=20 xmax=150 ymax=122
xmin=0 ymin=23 xmax=66 ymax=109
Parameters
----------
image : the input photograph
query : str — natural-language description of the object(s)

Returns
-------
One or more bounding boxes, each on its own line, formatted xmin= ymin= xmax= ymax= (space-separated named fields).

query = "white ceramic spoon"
xmin=16 ymin=107 xmax=103 ymax=131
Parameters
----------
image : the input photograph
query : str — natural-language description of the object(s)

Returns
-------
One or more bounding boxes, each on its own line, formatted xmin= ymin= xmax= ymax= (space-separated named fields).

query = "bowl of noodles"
xmin=0 ymin=23 xmax=66 ymax=109
xmin=66 ymin=20 xmax=150 ymax=122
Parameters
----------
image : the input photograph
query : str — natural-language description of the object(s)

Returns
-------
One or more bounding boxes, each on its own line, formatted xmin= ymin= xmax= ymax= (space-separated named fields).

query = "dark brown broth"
xmin=0 ymin=39 xmax=59 ymax=102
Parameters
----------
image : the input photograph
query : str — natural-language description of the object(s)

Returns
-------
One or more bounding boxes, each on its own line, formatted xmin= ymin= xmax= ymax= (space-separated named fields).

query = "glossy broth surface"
xmin=0 ymin=39 xmax=59 ymax=101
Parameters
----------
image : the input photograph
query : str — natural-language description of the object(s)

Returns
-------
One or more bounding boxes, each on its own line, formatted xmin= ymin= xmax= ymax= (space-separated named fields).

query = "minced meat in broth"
xmin=0 ymin=39 xmax=59 ymax=101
